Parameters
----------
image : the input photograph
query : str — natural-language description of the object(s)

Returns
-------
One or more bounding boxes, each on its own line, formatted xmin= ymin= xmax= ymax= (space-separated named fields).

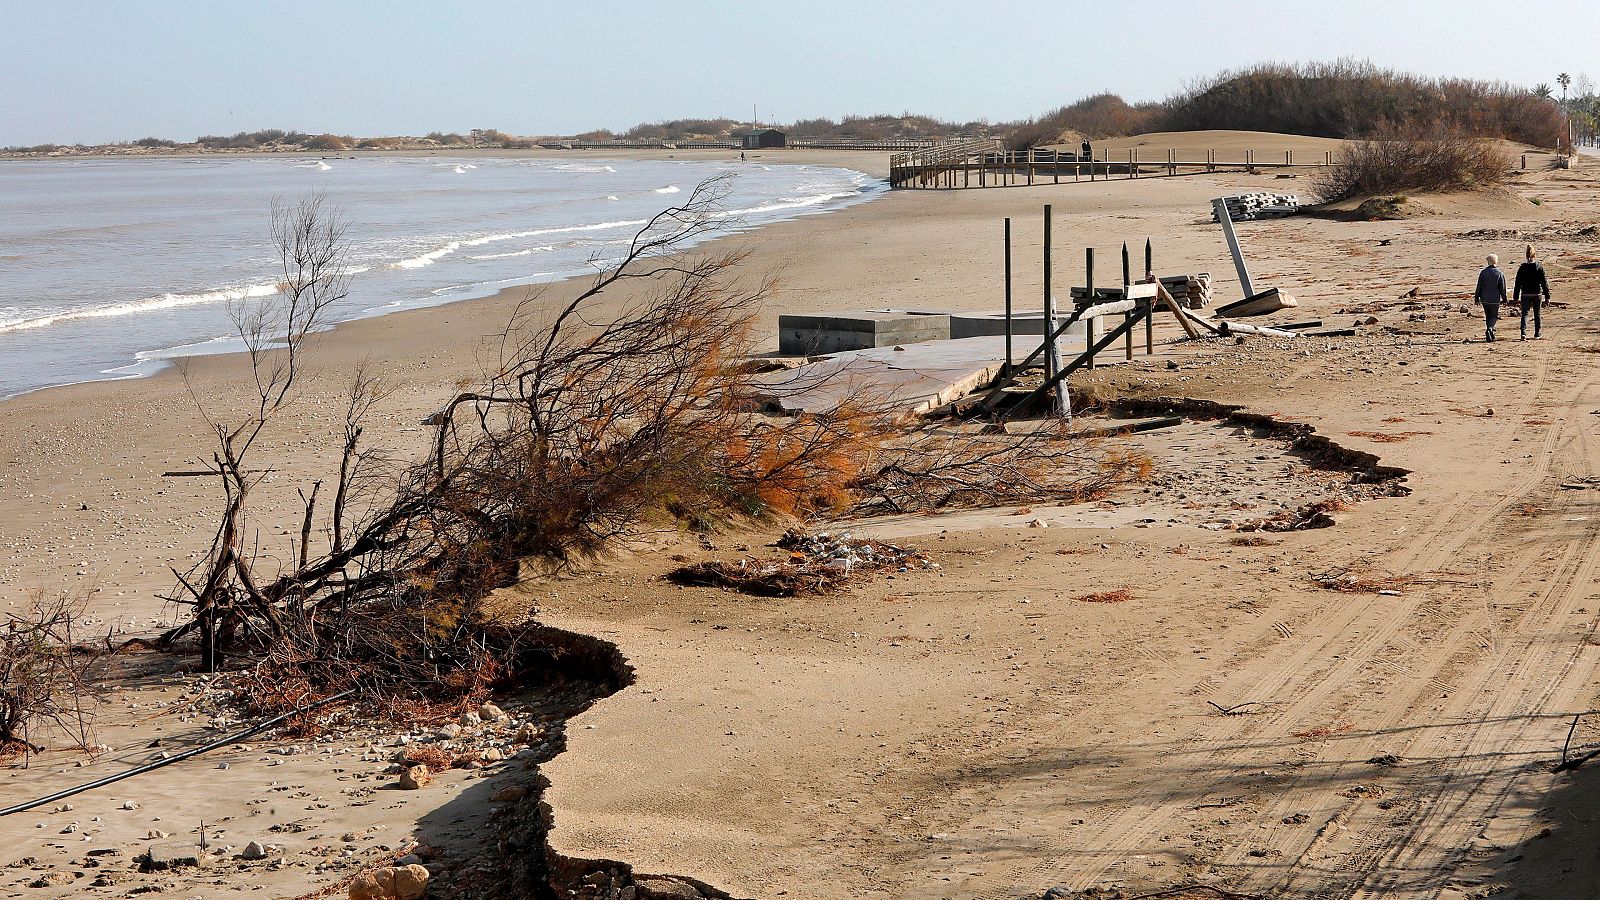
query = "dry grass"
xmin=1229 ymin=536 xmax=1278 ymax=547
xmin=1312 ymin=568 xmax=1414 ymax=594
xmin=1348 ymin=430 xmax=1432 ymax=443
xmin=400 ymin=744 xmax=455 ymax=773
xmin=1315 ymin=127 xmax=1512 ymax=203
xmin=1075 ymin=589 xmax=1134 ymax=604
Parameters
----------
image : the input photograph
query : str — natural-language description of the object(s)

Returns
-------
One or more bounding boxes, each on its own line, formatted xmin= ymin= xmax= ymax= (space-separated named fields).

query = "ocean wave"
xmin=295 ymin=161 xmax=333 ymax=171
xmin=0 ymin=282 xmax=282 ymax=335
xmin=717 ymin=190 xmax=863 ymax=218
xmin=395 ymin=242 xmax=461 ymax=269
xmin=467 ymin=245 xmax=557 ymax=261
xmin=390 ymin=219 xmax=648 ymax=270
xmin=555 ymin=163 xmax=617 ymax=174
xmin=654 ymin=185 xmax=680 ymax=194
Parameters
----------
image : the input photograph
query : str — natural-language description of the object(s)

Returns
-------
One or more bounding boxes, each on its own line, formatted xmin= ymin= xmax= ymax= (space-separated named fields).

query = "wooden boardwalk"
xmin=890 ymin=142 xmax=1334 ymax=189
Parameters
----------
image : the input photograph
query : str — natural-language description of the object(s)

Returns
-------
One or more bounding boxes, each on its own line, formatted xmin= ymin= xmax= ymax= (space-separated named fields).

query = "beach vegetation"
xmin=1314 ymin=125 xmax=1511 ymax=203
xmin=1 ymin=590 xmax=106 ymax=759
xmin=304 ymin=133 xmax=352 ymax=151
xmin=1009 ymin=59 xmax=1566 ymax=148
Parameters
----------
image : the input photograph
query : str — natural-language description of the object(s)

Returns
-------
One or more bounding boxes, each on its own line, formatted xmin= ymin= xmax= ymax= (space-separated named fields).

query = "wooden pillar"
xmin=1085 ymin=247 xmax=1096 ymax=370
xmin=1044 ymin=205 xmax=1067 ymax=419
xmin=1122 ymin=242 xmax=1133 ymax=359
xmin=1129 ymin=149 xmax=1136 ymax=179
xmin=1003 ymin=217 xmax=1013 ymax=369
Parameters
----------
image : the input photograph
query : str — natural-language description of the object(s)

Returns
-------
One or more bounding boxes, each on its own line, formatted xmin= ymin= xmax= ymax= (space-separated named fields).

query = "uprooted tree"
xmin=162 ymin=177 xmax=1148 ymax=715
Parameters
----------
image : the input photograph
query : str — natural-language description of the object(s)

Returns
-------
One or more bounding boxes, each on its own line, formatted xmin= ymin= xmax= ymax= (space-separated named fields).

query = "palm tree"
xmin=1559 ymin=72 xmax=1572 ymax=105
xmin=1534 ymin=83 xmax=1554 ymax=100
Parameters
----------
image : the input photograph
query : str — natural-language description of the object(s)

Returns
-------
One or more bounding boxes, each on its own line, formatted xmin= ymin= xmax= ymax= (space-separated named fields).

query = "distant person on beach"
xmin=1514 ymin=244 xmax=1551 ymax=340
xmin=1473 ymin=253 xmax=1507 ymax=342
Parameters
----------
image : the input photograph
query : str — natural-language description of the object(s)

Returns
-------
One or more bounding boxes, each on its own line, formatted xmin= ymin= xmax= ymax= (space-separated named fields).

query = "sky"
xmin=3 ymin=0 xmax=1597 ymax=146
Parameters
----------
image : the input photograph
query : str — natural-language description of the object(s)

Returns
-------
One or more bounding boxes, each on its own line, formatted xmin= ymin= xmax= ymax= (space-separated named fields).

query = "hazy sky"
xmin=4 ymin=0 xmax=1596 ymax=145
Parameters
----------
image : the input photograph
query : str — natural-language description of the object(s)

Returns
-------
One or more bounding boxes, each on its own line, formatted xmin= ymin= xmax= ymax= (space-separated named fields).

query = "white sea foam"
xmin=718 ymin=190 xmax=863 ymax=218
xmin=654 ymin=185 xmax=680 ymax=193
xmin=467 ymin=246 xmax=557 ymax=261
xmin=555 ymin=163 xmax=617 ymax=174
xmin=0 ymin=282 xmax=282 ymax=335
xmin=390 ymin=219 xmax=648 ymax=269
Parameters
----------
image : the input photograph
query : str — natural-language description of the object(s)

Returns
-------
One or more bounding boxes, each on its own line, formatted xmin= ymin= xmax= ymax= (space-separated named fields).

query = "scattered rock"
xmin=240 ymin=841 xmax=268 ymax=860
xmin=634 ymin=875 xmax=706 ymax=900
xmin=1367 ymin=753 xmax=1402 ymax=767
xmin=28 ymin=872 xmax=77 ymax=888
xmin=139 ymin=844 xmax=204 ymax=872
xmin=490 ymin=785 xmax=526 ymax=803
xmin=398 ymin=765 xmax=431 ymax=790
xmin=348 ymin=863 xmax=430 ymax=900
xmin=478 ymin=701 xmax=509 ymax=723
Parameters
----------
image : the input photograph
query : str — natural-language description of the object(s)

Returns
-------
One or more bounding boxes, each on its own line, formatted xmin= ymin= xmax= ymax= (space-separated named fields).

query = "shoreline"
xmin=0 ymin=149 xmax=891 ymax=403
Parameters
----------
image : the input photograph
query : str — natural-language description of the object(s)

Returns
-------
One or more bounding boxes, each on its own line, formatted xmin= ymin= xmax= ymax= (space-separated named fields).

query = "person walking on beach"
xmin=1474 ymin=253 xmax=1508 ymax=342
xmin=1514 ymin=244 xmax=1551 ymax=340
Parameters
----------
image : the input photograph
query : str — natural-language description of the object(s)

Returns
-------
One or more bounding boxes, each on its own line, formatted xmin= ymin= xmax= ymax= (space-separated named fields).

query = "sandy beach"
xmin=4 ymin=142 xmax=1600 ymax=899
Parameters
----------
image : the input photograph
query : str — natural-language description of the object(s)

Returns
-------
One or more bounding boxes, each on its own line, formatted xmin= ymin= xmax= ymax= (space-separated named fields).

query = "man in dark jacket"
xmin=1474 ymin=254 xmax=1508 ymax=342
xmin=1514 ymin=244 xmax=1551 ymax=340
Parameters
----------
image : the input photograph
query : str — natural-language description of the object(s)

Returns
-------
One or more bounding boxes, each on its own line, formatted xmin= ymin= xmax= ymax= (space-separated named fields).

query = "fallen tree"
xmin=162 ymin=178 xmax=1149 ymax=718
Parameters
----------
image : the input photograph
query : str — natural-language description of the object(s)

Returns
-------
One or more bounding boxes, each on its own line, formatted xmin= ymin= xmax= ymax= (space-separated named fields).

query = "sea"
xmin=0 ymin=155 xmax=885 ymax=399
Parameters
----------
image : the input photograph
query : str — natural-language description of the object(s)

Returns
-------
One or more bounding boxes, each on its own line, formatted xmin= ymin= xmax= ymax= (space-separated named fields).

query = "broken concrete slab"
xmin=755 ymin=334 xmax=1091 ymax=417
xmin=776 ymin=311 xmax=950 ymax=355
xmin=949 ymin=311 xmax=1090 ymax=340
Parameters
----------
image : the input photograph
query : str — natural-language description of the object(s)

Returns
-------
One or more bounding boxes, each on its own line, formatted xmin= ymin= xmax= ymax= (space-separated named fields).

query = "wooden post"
xmin=1121 ymin=243 xmax=1133 ymax=359
xmin=1168 ymin=148 xmax=1175 ymax=176
xmin=1285 ymin=149 xmax=1291 ymax=167
xmin=1054 ymin=150 xmax=1060 ymax=184
xmin=1144 ymin=237 xmax=1156 ymax=357
xmin=1004 ymin=217 xmax=1013 ymax=370
xmin=1129 ymin=149 xmax=1136 ymax=179
xmin=1326 ymin=149 xmax=1332 ymax=166
xmin=1085 ymin=247 xmax=1096 ymax=370
xmin=1044 ymin=205 xmax=1068 ymax=419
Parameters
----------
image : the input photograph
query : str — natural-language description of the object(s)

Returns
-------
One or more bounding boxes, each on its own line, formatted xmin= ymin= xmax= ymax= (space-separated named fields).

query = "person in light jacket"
xmin=1473 ymin=253 xmax=1508 ymax=343
xmin=1514 ymin=244 xmax=1551 ymax=340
